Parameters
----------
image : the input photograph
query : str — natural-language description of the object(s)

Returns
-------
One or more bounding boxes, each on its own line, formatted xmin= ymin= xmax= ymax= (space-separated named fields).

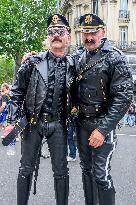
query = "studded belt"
xmin=40 ymin=112 xmax=65 ymax=123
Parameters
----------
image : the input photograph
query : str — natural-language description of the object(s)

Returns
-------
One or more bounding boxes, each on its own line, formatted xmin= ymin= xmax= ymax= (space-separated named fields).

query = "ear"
xmin=102 ymin=28 xmax=106 ymax=36
xmin=46 ymin=37 xmax=51 ymax=49
xmin=46 ymin=37 xmax=49 ymax=43
xmin=67 ymin=35 xmax=71 ymax=44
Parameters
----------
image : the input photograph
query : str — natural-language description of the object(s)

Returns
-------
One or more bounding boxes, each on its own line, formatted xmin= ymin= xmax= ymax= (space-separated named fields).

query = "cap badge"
xmin=52 ymin=15 xmax=59 ymax=24
xmin=85 ymin=15 xmax=92 ymax=24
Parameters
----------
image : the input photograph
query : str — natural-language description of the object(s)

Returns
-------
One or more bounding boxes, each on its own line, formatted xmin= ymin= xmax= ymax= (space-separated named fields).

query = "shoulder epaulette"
xmin=112 ymin=47 xmax=123 ymax=55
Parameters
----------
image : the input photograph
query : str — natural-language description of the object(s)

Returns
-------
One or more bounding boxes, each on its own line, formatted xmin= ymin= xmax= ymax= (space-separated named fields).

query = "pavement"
xmin=0 ymin=125 xmax=136 ymax=205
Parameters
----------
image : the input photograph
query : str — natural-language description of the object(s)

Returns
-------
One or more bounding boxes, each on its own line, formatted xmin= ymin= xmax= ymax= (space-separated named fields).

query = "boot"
xmin=17 ymin=174 xmax=33 ymax=205
xmin=54 ymin=175 xmax=69 ymax=205
xmin=98 ymin=187 xmax=115 ymax=205
xmin=82 ymin=172 xmax=98 ymax=205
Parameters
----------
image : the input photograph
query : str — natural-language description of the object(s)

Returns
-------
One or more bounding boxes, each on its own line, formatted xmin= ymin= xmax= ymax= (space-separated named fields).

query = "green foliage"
xmin=0 ymin=0 xmax=57 ymax=57
xmin=0 ymin=55 xmax=14 ymax=85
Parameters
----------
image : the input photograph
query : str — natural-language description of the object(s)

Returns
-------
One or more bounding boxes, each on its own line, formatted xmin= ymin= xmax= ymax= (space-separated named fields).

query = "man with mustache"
xmin=17 ymin=13 xmax=132 ymax=205
xmin=5 ymin=14 xmax=74 ymax=205
xmin=73 ymin=14 xmax=133 ymax=205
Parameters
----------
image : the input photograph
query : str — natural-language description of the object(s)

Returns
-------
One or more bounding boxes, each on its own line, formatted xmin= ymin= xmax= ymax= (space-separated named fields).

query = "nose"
xmin=86 ymin=33 xmax=93 ymax=39
xmin=53 ymin=32 xmax=60 ymax=37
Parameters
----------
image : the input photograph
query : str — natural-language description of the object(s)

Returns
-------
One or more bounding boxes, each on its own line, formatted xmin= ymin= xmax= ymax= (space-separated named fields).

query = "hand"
xmin=71 ymin=106 xmax=77 ymax=113
xmin=88 ymin=129 xmax=105 ymax=148
xmin=21 ymin=51 xmax=37 ymax=64
xmin=3 ymin=124 xmax=15 ymax=138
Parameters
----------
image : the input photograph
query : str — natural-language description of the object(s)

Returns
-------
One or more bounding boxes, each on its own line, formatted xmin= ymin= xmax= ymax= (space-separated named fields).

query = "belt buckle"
xmin=43 ymin=113 xmax=49 ymax=122
xmin=43 ymin=113 xmax=51 ymax=123
xmin=31 ymin=117 xmax=37 ymax=124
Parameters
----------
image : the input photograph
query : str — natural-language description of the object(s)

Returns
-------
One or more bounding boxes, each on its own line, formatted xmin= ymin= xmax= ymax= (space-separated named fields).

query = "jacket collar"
xmin=101 ymin=38 xmax=114 ymax=52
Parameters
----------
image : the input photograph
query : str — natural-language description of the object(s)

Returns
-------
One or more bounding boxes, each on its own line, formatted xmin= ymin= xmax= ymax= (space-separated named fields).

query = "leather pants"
xmin=76 ymin=118 xmax=117 ymax=205
xmin=54 ymin=175 xmax=69 ymax=205
xmin=17 ymin=120 xmax=69 ymax=205
xmin=82 ymin=170 xmax=98 ymax=205
xmin=98 ymin=187 xmax=115 ymax=205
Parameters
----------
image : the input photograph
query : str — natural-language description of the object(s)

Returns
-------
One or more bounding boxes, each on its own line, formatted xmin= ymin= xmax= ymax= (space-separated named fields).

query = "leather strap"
xmin=2 ymin=116 xmax=28 ymax=146
xmin=76 ymin=52 xmax=108 ymax=81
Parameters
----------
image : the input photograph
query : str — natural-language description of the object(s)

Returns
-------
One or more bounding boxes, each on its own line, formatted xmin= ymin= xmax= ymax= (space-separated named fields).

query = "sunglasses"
xmin=48 ymin=29 xmax=67 ymax=37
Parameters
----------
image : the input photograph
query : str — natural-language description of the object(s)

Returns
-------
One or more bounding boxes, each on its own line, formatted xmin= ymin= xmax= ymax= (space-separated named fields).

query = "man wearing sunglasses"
xmin=73 ymin=14 xmax=133 ymax=205
xmin=6 ymin=14 xmax=74 ymax=205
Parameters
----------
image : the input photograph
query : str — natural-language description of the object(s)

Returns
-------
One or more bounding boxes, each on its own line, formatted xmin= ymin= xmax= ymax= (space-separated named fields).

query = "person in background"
xmin=72 ymin=14 xmax=133 ymax=205
xmin=4 ymin=14 xmax=75 ymax=205
xmin=0 ymin=90 xmax=2 ymax=106
xmin=67 ymin=106 xmax=77 ymax=162
xmin=123 ymin=111 xmax=128 ymax=126
xmin=127 ymin=102 xmax=135 ymax=126
xmin=0 ymin=83 xmax=10 ymax=131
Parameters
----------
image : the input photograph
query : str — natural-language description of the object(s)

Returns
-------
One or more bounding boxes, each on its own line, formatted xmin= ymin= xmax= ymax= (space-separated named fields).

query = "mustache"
xmin=85 ymin=39 xmax=96 ymax=44
xmin=52 ymin=37 xmax=62 ymax=43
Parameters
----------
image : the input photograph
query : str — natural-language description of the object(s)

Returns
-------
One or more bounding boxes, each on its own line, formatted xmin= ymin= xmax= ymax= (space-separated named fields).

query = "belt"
xmin=40 ymin=112 xmax=64 ymax=123
xmin=79 ymin=104 xmax=107 ymax=117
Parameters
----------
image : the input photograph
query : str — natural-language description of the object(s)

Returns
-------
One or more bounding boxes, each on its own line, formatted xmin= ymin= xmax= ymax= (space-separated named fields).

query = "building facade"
xmin=60 ymin=0 xmax=136 ymax=97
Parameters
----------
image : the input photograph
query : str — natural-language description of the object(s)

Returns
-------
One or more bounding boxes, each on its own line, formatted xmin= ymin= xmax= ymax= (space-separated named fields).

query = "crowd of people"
xmin=1 ymin=13 xmax=133 ymax=205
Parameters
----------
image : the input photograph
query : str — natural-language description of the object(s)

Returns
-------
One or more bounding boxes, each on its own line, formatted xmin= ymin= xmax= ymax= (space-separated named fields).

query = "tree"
xmin=0 ymin=0 xmax=56 ymax=78
xmin=0 ymin=55 xmax=14 ymax=85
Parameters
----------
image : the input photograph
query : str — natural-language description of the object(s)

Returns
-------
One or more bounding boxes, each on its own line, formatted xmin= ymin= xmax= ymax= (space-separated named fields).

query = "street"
xmin=0 ymin=125 xmax=136 ymax=205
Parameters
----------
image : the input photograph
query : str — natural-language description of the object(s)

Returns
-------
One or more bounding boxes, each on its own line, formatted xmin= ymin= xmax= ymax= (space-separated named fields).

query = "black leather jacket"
xmin=8 ymin=51 xmax=75 ymax=123
xmin=72 ymin=39 xmax=133 ymax=136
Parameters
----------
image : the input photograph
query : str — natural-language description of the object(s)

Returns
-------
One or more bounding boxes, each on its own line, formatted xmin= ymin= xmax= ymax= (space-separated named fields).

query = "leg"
xmin=123 ymin=114 xmax=127 ymax=126
xmin=76 ymin=124 xmax=98 ymax=205
xmin=98 ymin=188 xmax=116 ymax=205
xmin=47 ymin=121 xmax=69 ymax=205
xmin=67 ymin=122 xmax=76 ymax=159
xmin=17 ymin=124 xmax=42 ymax=205
xmin=132 ymin=115 xmax=135 ymax=126
xmin=93 ymin=130 xmax=117 ymax=205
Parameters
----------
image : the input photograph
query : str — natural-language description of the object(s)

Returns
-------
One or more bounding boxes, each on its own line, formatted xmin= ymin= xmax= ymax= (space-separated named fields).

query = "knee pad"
xmin=19 ymin=165 xmax=33 ymax=178
xmin=95 ymin=176 xmax=114 ymax=190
